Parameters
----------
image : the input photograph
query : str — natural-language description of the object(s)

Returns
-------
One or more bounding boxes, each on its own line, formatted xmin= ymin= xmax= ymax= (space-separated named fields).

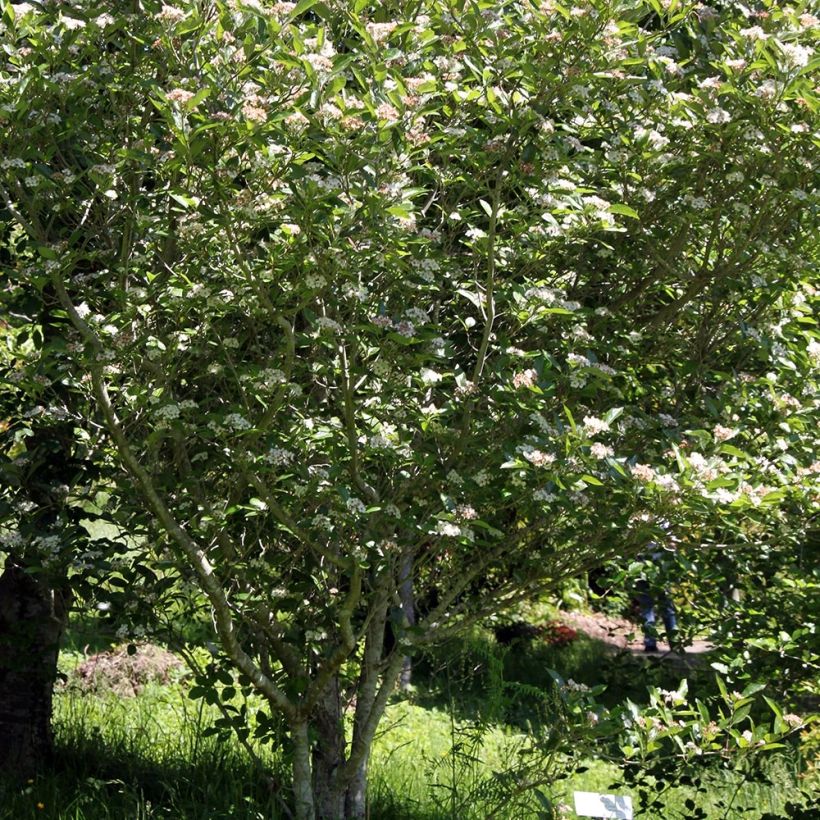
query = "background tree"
xmin=1 ymin=0 xmax=817 ymax=816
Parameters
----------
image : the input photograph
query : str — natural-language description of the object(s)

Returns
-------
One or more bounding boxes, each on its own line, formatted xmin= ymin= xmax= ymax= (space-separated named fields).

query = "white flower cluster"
xmin=405 ymin=307 xmax=430 ymax=324
xmin=582 ymin=415 xmax=609 ymax=436
xmin=258 ymin=368 xmax=286 ymax=384
xmin=436 ymin=521 xmax=461 ymax=537
xmin=266 ymin=447 xmax=294 ymax=466
xmin=630 ymin=463 xmax=656 ymax=482
xmin=0 ymin=529 xmax=24 ymax=549
xmin=158 ymin=5 xmax=186 ymax=24
xmin=512 ymin=369 xmax=537 ymax=389
xmin=346 ymin=497 xmax=366 ymax=514
xmin=590 ymin=442 xmax=613 ymax=459
xmin=224 ymin=413 xmax=252 ymax=431
xmin=520 ymin=446 xmax=555 ymax=467
xmin=411 ymin=258 xmax=440 ymax=282
xmin=156 ymin=404 xmax=180 ymax=421
xmin=304 ymin=273 xmax=326 ymax=289
xmin=315 ymin=317 xmax=343 ymax=334
xmin=779 ymin=42 xmax=812 ymax=69
xmin=713 ymin=425 xmax=736 ymax=442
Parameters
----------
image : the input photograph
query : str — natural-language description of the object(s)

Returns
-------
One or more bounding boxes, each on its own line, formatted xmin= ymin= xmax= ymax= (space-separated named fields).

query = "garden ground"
xmin=0 ymin=608 xmax=812 ymax=819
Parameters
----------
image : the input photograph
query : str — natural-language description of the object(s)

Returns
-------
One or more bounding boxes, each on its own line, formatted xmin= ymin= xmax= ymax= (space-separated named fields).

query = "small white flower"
xmin=346 ymin=497 xmax=366 ymax=514
xmin=713 ymin=425 xmax=736 ymax=442
xmin=706 ymin=107 xmax=731 ymax=124
xmin=304 ymin=273 xmax=326 ymax=288
xmin=266 ymin=447 xmax=294 ymax=466
xmin=395 ymin=320 xmax=416 ymax=338
xmin=224 ymin=413 xmax=252 ymax=431
xmin=590 ymin=442 xmax=613 ymax=459
xmin=156 ymin=404 xmax=181 ymax=420
xmin=582 ymin=415 xmax=610 ymax=436
xmin=780 ymin=43 xmax=812 ymax=69
xmin=436 ymin=521 xmax=461 ymax=537
xmin=473 ymin=470 xmax=490 ymax=487
xmin=567 ymin=353 xmax=591 ymax=368
xmin=521 ymin=447 xmax=555 ymax=468
xmin=316 ymin=317 xmax=343 ymax=334
xmin=405 ymin=307 xmax=430 ymax=324
xmin=630 ymin=463 xmax=655 ymax=482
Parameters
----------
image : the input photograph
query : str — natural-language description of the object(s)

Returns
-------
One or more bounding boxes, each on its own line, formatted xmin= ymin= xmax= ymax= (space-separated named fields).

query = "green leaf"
xmin=581 ymin=474 xmax=604 ymax=486
xmin=289 ymin=0 xmax=322 ymax=18
xmin=187 ymin=86 xmax=211 ymax=109
xmin=763 ymin=696 xmax=782 ymax=720
xmin=610 ymin=203 xmax=640 ymax=219
xmin=170 ymin=193 xmax=201 ymax=209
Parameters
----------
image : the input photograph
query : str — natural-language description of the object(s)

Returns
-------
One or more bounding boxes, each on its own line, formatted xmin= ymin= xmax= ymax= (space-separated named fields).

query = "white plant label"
xmin=573 ymin=790 xmax=633 ymax=819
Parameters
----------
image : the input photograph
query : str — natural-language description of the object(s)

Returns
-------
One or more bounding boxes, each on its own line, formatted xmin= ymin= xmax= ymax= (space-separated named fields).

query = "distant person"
xmin=637 ymin=529 xmax=680 ymax=653
xmin=636 ymin=574 xmax=678 ymax=652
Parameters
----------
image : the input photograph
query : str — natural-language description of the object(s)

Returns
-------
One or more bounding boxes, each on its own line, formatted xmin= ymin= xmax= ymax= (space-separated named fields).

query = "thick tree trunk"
xmin=0 ymin=563 xmax=69 ymax=777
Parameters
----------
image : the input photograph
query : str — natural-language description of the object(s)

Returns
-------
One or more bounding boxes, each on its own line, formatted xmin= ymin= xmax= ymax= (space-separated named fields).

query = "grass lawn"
xmin=0 ymin=626 xmax=812 ymax=819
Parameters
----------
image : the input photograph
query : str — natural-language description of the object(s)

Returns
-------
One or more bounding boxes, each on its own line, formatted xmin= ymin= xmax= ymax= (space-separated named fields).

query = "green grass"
xmin=0 ymin=635 xmax=811 ymax=819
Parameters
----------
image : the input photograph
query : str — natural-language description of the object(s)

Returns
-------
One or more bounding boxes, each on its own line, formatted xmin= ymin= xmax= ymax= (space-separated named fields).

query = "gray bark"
xmin=343 ymin=754 xmax=369 ymax=819
xmin=398 ymin=551 xmax=415 ymax=691
xmin=311 ymin=677 xmax=346 ymax=819
xmin=291 ymin=720 xmax=315 ymax=820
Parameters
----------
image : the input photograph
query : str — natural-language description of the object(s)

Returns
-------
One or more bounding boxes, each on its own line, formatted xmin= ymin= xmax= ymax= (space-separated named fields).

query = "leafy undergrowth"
xmin=0 ymin=634 xmax=812 ymax=820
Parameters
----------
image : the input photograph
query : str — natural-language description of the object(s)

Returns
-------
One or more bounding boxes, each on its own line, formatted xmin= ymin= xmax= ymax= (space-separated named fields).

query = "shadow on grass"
xmin=0 ymin=717 xmax=459 ymax=820
xmin=0 ymin=713 xmax=289 ymax=820
xmin=410 ymin=627 xmax=720 ymax=730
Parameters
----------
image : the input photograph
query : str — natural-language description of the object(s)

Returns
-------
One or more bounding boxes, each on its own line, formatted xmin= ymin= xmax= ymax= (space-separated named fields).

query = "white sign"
xmin=573 ymin=791 xmax=633 ymax=819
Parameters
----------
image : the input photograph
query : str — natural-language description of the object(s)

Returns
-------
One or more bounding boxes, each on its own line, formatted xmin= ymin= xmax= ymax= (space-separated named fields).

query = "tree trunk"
xmin=0 ymin=563 xmax=69 ymax=777
xmin=344 ymin=754 xmax=369 ymax=819
xmin=398 ymin=551 xmax=415 ymax=691
xmin=311 ymin=676 xmax=347 ymax=819
xmin=292 ymin=719 xmax=316 ymax=820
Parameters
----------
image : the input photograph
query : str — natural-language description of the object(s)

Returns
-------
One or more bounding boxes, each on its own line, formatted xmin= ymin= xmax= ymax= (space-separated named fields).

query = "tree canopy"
xmin=1 ymin=1 xmax=817 ymax=817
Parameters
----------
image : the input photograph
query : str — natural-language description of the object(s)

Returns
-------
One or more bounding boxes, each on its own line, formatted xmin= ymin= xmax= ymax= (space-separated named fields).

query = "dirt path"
xmin=560 ymin=610 xmax=714 ymax=659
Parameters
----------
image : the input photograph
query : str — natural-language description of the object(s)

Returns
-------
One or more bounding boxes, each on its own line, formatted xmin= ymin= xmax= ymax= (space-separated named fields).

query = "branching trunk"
xmin=0 ymin=563 xmax=69 ymax=777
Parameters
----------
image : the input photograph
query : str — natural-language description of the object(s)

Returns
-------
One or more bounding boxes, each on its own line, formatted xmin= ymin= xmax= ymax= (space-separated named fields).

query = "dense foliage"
xmin=1 ymin=0 xmax=817 ymax=816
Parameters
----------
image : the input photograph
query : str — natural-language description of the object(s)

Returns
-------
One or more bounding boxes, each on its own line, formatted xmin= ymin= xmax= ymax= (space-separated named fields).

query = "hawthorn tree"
xmin=1 ymin=0 xmax=818 ymax=816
